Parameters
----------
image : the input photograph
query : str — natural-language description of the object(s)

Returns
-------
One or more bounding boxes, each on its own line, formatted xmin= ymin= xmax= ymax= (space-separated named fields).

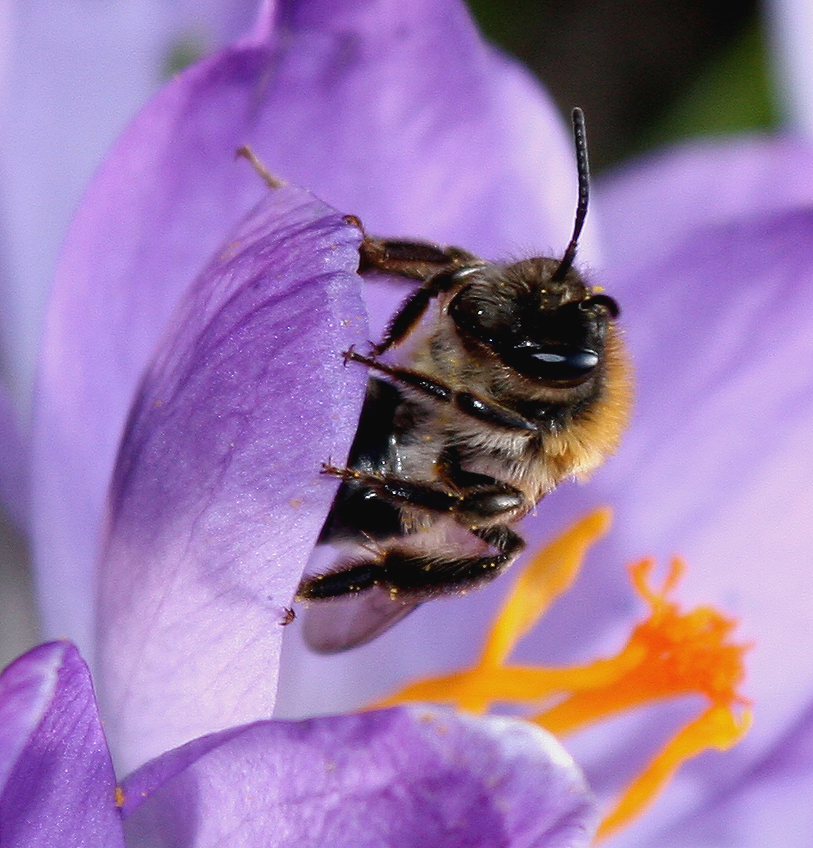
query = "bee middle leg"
xmin=321 ymin=464 xmax=527 ymax=524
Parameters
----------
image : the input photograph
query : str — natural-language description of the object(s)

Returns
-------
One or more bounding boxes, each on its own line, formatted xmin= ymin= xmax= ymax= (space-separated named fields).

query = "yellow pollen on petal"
xmin=375 ymin=508 xmax=752 ymax=843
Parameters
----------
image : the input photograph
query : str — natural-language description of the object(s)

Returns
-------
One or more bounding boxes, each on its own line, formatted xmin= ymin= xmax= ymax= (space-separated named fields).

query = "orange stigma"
xmin=375 ymin=509 xmax=752 ymax=842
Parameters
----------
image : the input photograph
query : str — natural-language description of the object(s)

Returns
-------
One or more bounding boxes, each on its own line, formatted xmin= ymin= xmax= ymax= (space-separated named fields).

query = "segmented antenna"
xmin=551 ymin=107 xmax=589 ymax=281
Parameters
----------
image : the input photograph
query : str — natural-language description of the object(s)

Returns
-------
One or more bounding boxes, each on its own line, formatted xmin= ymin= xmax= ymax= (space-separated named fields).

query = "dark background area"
xmin=468 ymin=0 xmax=771 ymax=171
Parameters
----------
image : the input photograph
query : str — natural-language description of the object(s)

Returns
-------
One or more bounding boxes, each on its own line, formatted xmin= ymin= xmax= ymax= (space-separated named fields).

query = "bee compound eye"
xmin=518 ymin=346 xmax=599 ymax=382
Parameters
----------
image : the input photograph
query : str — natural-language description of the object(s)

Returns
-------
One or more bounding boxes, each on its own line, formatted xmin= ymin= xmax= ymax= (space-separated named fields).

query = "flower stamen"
xmin=376 ymin=509 xmax=752 ymax=842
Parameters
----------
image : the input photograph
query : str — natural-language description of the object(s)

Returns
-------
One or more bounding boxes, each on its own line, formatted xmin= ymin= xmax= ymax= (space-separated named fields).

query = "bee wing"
xmin=302 ymin=589 xmax=420 ymax=653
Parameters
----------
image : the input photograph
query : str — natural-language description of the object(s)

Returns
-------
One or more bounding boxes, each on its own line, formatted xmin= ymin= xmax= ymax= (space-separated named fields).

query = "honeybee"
xmin=297 ymin=109 xmax=631 ymax=652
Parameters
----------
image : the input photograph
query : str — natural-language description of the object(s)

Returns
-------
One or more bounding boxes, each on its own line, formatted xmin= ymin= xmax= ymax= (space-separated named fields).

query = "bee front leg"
xmin=345 ymin=349 xmax=538 ymax=433
xmin=347 ymin=218 xmax=479 ymax=282
xmin=344 ymin=219 xmax=483 ymax=354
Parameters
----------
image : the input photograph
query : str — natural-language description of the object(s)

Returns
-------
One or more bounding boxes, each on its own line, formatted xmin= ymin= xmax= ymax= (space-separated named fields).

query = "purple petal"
xmin=97 ymin=185 xmax=365 ymax=771
xmin=0 ymin=642 xmax=123 ymax=847
xmin=649 ymin=701 xmax=813 ymax=847
xmin=33 ymin=0 xmax=574 ymax=659
xmin=0 ymin=0 xmax=257 ymax=410
xmin=571 ymin=205 xmax=813 ymax=845
xmin=121 ymin=706 xmax=596 ymax=848
xmin=0 ymin=383 xmax=27 ymax=530
xmin=595 ymin=135 xmax=813 ymax=280
xmin=513 ymin=208 xmax=813 ymax=837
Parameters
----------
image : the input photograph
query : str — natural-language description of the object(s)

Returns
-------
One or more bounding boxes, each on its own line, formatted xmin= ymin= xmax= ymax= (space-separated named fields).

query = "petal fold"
xmin=0 ymin=642 xmax=123 ymax=847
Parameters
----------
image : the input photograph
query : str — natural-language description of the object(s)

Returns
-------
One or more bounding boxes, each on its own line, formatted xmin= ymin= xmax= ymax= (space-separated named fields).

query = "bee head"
xmin=447 ymin=259 xmax=619 ymax=386
xmin=447 ymin=106 xmax=619 ymax=388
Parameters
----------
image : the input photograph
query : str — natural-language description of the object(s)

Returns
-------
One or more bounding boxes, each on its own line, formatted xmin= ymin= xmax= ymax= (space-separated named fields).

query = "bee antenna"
xmin=551 ymin=107 xmax=589 ymax=281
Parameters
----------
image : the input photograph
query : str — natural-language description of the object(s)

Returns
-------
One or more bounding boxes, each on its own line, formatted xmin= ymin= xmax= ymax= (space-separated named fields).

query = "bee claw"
xmin=343 ymin=214 xmax=364 ymax=232
xmin=343 ymin=346 xmax=377 ymax=369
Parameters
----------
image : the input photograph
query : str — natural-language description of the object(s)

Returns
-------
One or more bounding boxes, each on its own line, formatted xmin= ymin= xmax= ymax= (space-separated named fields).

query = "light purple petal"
xmin=0 ymin=641 xmax=123 ymax=847
xmin=33 ymin=0 xmax=575 ymax=663
xmin=595 ymin=134 xmax=813 ymax=281
xmin=568 ymin=205 xmax=813 ymax=845
xmin=97 ymin=185 xmax=365 ymax=772
xmin=651 ymin=700 xmax=813 ymax=847
xmin=0 ymin=0 xmax=257 ymax=413
xmin=121 ymin=706 xmax=596 ymax=848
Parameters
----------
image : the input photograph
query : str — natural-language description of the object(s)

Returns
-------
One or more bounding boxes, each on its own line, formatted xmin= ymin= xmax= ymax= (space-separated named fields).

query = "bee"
xmin=297 ymin=109 xmax=631 ymax=652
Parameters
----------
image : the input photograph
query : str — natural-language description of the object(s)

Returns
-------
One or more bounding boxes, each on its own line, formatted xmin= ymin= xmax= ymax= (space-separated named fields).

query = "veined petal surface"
xmin=98 ymin=185 xmax=365 ymax=771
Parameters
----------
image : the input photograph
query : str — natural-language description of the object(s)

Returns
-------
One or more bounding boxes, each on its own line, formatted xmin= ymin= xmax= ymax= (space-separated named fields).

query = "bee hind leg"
xmin=297 ymin=562 xmax=379 ymax=600
xmin=298 ymin=525 xmax=525 ymax=604
xmin=380 ymin=525 xmax=526 ymax=594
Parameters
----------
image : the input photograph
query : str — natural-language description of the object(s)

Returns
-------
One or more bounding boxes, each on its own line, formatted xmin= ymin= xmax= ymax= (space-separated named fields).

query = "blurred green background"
xmin=468 ymin=0 xmax=774 ymax=170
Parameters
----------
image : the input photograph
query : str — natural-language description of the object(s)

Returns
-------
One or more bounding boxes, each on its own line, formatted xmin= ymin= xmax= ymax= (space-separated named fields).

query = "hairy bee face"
xmin=447 ymin=258 xmax=619 ymax=386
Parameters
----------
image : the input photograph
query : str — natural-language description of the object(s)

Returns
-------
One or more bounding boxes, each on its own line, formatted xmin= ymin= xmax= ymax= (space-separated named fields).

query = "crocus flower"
xmin=0 ymin=0 xmax=810 ymax=846
xmin=6 ymin=0 xmax=600 ymax=844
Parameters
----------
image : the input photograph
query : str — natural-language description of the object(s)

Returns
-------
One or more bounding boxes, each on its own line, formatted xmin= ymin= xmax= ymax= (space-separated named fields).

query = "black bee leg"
xmin=345 ymin=350 xmax=538 ymax=433
xmin=380 ymin=524 xmax=526 ymax=594
xmin=322 ymin=464 xmax=527 ymax=523
xmin=297 ymin=562 xmax=378 ymax=600
xmin=298 ymin=523 xmax=525 ymax=601
xmin=354 ymin=230 xmax=479 ymax=282
xmin=436 ymin=445 xmax=503 ymax=489
xmin=472 ymin=524 xmax=526 ymax=559
xmin=372 ymin=267 xmax=479 ymax=354
xmin=341 ymin=227 xmax=482 ymax=354
xmin=322 ymin=463 xmax=462 ymax=513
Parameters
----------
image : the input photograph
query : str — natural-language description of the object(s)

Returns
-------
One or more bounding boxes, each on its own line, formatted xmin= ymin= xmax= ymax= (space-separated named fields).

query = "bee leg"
xmin=372 ymin=269 xmax=463 ymax=354
xmin=322 ymin=464 xmax=468 ymax=513
xmin=297 ymin=562 xmax=379 ymax=600
xmin=345 ymin=350 xmax=538 ymax=433
xmin=436 ymin=445 xmax=500 ymax=489
xmin=321 ymin=464 xmax=527 ymax=524
xmin=379 ymin=525 xmax=525 ymax=594
xmin=299 ymin=523 xmax=525 ymax=601
xmin=355 ymin=230 xmax=479 ymax=282
xmin=344 ymin=228 xmax=482 ymax=354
